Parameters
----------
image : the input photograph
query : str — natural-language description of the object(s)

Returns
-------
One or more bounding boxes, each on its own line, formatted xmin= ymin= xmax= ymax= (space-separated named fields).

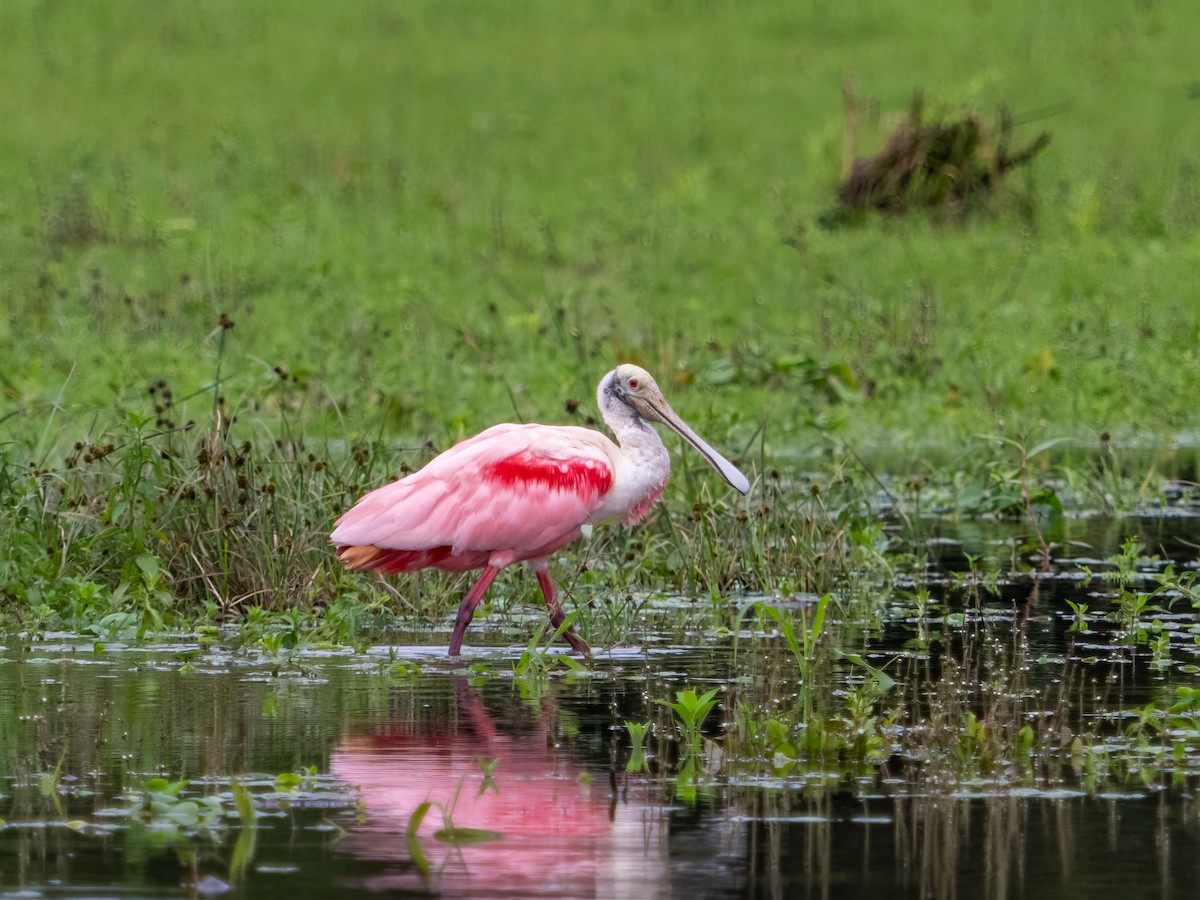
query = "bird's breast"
xmin=589 ymin=440 xmax=670 ymax=527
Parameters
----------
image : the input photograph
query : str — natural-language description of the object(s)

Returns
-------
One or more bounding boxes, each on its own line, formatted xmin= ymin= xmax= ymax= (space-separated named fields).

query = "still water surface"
xmin=3 ymin=515 xmax=1200 ymax=898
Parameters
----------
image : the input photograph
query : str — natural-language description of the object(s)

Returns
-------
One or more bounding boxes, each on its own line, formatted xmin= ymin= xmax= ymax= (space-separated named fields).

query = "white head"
xmin=598 ymin=365 xmax=750 ymax=494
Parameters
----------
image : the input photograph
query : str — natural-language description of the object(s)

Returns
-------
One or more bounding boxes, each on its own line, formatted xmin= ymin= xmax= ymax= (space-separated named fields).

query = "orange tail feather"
xmin=336 ymin=544 xmax=385 ymax=570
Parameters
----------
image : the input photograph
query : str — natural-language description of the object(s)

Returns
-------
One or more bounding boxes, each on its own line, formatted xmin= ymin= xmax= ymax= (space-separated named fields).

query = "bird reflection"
xmin=330 ymin=678 xmax=665 ymax=898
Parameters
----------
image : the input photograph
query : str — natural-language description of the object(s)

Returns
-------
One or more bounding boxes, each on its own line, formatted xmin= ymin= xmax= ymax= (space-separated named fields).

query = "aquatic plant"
xmin=134 ymin=777 xmax=224 ymax=834
xmin=657 ymin=688 xmax=720 ymax=756
xmin=512 ymin=620 xmax=587 ymax=684
xmin=1103 ymin=537 xmax=1156 ymax=589
xmin=1064 ymin=598 xmax=1090 ymax=631
xmin=625 ymin=721 xmax=651 ymax=772
xmin=748 ymin=597 xmax=831 ymax=722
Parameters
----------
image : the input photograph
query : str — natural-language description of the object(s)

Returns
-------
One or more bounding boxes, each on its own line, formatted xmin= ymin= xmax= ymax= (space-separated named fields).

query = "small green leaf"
xmin=1017 ymin=725 xmax=1035 ymax=750
xmin=230 ymin=823 xmax=258 ymax=883
xmin=135 ymin=554 xmax=160 ymax=584
xmin=840 ymin=653 xmax=897 ymax=692
xmin=231 ymin=778 xmax=257 ymax=826
xmin=1027 ymin=437 xmax=1069 ymax=459
xmin=406 ymin=801 xmax=432 ymax=875
xmin=163 ymin=779 xmax=189 ymax=797
xmin=434 ymin=827 xmax=504 ymax=845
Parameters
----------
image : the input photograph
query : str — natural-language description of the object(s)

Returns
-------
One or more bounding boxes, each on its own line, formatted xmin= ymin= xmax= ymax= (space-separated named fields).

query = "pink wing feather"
xmin=332 ymin=424 xmax=616 ymax=573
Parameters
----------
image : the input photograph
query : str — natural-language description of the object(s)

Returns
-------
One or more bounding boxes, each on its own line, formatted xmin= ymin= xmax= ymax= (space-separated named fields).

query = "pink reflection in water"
xmin=330 ymin=681 xmax=665 ymax=897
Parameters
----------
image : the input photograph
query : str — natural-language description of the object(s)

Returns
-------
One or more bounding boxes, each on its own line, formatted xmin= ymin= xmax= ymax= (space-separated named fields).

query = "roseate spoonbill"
xmin=331 ymin=365 xmax=750 ymax=655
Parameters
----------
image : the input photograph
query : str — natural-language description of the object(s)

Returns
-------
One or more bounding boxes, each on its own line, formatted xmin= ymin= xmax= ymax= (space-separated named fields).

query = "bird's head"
xmin=599 ymin=365 xmax=750 ymax=494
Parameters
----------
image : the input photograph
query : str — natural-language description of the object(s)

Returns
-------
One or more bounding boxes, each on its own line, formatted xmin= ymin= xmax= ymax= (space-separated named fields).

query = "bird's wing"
xmin=331 ymin=424 xmax=616 ymax=563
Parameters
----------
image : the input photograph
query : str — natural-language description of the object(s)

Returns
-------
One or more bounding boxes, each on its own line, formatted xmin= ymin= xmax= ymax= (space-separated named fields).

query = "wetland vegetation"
xmin=2 ymin=0 xmax=1200 ymax=896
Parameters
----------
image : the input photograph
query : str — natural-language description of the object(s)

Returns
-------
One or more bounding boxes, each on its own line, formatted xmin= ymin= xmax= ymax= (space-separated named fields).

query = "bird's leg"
xmin=535 ymin=568 xmax=591 ymax=656
xmin=448 ymin=565 xmax=500 ymax=656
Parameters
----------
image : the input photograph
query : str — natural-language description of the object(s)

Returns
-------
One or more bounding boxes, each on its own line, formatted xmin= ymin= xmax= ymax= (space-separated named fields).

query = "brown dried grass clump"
xmin=832 ymin=90 xmax=1050 ymax=222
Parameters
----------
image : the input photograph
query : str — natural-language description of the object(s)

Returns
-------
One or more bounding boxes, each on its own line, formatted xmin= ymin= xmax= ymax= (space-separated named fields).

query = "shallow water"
xmin=3 ymin=515 xmax=1200 ymax=898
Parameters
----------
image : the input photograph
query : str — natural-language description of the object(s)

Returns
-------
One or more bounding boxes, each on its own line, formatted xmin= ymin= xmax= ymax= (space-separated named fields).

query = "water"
xmin=3 ymin=516 xmax=1200 ymax=898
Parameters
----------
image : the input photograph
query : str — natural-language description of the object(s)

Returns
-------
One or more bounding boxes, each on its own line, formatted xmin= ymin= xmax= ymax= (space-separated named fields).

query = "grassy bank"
xmin=2 ymin=0 xmax=1199 ymax=625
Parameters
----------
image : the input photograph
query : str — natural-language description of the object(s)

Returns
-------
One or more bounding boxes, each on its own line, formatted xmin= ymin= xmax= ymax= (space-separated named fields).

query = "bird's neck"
xmin=595 ymin=392 xmax=671 ymax=526
xmin=604 ymin=403 xmax=670 ymax=479
xmin=602 ymin=397 xmax=658 ymax=452
xmin=611 ymin=412 xmax=665 ymax=457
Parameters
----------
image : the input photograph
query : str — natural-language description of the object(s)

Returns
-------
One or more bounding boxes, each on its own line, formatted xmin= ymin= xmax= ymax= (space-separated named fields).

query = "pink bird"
xmin=331 ymin=365 xmax=750 ymax=655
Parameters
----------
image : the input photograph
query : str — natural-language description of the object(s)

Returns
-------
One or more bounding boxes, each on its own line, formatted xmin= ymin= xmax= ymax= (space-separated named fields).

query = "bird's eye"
xmin=628 ymin=379 xmax=639 ymax=389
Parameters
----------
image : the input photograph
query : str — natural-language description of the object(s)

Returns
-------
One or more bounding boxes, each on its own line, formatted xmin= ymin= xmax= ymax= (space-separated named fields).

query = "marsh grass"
xmin=0 ymin=354 xmax=883 ymax=634
xmin=2 ymin=293 xmax=917 ymax=635
xmin=0 ymin=333 xmax=1188 ymax=644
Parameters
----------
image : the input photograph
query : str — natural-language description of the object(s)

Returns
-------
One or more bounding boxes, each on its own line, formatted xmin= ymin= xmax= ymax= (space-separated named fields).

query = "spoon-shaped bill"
xmin=636 ymin=394 xmax=750 ymax=494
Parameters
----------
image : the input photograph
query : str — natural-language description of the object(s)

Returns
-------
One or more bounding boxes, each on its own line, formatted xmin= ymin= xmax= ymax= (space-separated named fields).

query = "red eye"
xmin=628 ymin=379 xmax=639 ymax=389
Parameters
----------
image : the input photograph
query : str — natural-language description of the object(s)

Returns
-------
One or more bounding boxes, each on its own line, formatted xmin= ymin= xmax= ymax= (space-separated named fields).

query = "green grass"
xmin=1 ymin=0 xmax=1199 ymax=625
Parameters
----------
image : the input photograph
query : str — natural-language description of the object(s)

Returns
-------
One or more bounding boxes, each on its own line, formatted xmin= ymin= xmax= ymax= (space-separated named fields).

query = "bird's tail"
xmin=335 ymin=544 xmax=386 ymax=570
xmin=335 ymin=544 xmax=469 ymax=574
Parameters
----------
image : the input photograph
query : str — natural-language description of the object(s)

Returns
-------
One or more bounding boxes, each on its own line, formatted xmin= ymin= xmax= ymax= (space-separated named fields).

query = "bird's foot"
xmin=561 ymin=628 xmax=592 ymax=657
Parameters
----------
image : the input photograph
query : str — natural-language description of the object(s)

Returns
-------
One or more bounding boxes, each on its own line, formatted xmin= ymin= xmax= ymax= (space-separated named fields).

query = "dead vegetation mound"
xmin=827 ymin=89 xmax=1051 ymax=224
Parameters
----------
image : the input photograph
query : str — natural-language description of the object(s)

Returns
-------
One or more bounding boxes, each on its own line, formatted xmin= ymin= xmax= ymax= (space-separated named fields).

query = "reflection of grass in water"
xmin=403 ymin=775 xmax=505 ymax=878
xmin=719 ymin=564 xmax=1200 ymax=797
xmin=625 ymin=721 xmax=651 ymax=773
xmin=3 ymin=624 xmax=1200 ymax=893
